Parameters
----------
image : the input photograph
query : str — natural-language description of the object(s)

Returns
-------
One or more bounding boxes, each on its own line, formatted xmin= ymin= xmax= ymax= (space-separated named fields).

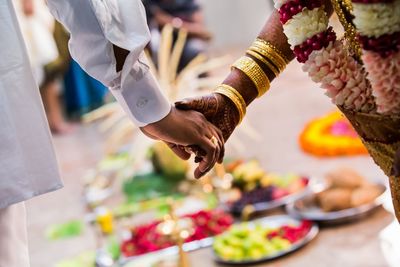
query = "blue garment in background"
xmin=64 ymin=60 xmax=107 ymax=118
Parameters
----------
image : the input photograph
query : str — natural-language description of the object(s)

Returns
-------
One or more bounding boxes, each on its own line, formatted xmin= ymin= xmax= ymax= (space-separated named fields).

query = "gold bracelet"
xmin=232 ymin=56 xmax=270 ymax=98
xmin=250 ymin=39 xmax=288 ymax=73
xmin=246 ymin=49 xmax=280 ymax=77
xmin=249 ymin=44 xmax=286 ymax=73
xmin=215 ymin=84 xmax=246 ymax=123
xmin=255 ymin=38 xmax=289 ymax=64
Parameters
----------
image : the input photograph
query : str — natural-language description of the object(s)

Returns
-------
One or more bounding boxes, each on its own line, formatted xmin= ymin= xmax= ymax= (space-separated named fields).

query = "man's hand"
xmin=141 ymin=107 xmax=225 ymax=178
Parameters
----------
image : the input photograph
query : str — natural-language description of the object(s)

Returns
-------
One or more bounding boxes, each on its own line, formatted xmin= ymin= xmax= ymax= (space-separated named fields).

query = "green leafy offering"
xmin=106 ymin=236 xmax=121 ymax=260
xmin=98 ymin=152 xmax=130 ymax=172
xmin=55 ymin=251 xmax=95 ymax=267
xmin=122 ymin=173 xmax=179 ymax=202
xmin=46 ymin=220 xmax=84 ymax=240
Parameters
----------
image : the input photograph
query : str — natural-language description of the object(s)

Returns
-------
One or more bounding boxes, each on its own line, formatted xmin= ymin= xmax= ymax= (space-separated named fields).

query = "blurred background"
xmin=13 ymin=0 xmax=400 ymax=266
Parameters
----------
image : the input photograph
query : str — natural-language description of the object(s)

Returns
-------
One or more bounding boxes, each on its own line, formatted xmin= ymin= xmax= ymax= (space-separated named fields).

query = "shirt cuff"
xmin=110 ymin=53 xmax=171 ymax=127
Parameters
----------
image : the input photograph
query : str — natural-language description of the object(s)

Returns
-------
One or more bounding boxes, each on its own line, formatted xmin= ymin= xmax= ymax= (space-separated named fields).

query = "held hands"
xmin=175 ymin=93 xmax=241 ymax=142
xmin=140 ymin=107 xmax=225 ymax=178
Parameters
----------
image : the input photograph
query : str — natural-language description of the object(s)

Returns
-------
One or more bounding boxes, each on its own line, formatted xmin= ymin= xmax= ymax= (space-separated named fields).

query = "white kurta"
xmin=0 ymin=0 xmax=171 ymax=208
xmin=0 ymin=0 xmax=62 ymax=209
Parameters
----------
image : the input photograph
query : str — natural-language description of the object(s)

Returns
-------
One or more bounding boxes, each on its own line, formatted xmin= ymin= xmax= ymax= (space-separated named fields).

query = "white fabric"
xmin=0 ymin=202 xmax=30 ymax=267
xmin=0 ymin=0 xmax=170 ymax=208
xmin=0 ymin=0 xmax=62 ymax=209
xmin=47 ymin=0 xmax=172 ymax=127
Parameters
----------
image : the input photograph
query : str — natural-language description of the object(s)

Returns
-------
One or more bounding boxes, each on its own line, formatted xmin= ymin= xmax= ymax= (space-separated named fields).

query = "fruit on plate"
xmin=121 ymin=210 xmax=233 ymax=257
xmin=232 ymin=160 xmax=265 ymax=191
xmin=317 ymin=188 xmax=353 ymax=212
xmin=213 ymin=220 xmax=312 ymax=261
xmin=231 ymin=171 xmax=309 ymax=212
xmin=317 ymin=168 xmax=383 ymax=212
xmin=326 ymin=167 xmax=365 ymax=189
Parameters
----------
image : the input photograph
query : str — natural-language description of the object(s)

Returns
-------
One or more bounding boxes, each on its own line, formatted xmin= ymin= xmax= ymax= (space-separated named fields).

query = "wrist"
xmin=142 ymin=107 xmax=173 ymax=132
xmin=223 ymin=69 xmax=258 ymax=106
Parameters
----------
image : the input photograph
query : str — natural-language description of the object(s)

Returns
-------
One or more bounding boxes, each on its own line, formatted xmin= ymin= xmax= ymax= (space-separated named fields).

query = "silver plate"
xmin=120 ymin=237 xmax=214 ymax=266
xmin=213 ymin=215 xmax=319 ymax=265
xmin=286 ymin=182 xmax=387 ymax=225
xmin=230 ymin=177 xmax=323 ymax=214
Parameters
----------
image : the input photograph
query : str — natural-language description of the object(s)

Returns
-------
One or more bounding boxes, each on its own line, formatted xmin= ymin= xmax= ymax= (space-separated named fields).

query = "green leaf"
xmin=46 ymin=220 xmax=84 ymax=240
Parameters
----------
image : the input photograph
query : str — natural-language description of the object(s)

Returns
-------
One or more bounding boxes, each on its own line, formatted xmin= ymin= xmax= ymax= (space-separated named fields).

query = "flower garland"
xmin=352 ymin=0 xmax=400 ymax=114
xmin=299 ymin=111 xmax=368 ymax=156
xmin=276 ymin=0 xmax=375 ymax=113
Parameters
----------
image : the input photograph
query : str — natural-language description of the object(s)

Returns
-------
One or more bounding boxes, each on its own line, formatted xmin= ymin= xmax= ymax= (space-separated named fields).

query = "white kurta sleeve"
xmin=46 ymin=0 xmax=171 ymax=126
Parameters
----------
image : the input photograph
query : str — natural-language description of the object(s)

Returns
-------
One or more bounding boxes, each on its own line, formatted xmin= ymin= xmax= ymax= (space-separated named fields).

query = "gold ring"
xmin=210 ymin=136 xmax=218 ymax=146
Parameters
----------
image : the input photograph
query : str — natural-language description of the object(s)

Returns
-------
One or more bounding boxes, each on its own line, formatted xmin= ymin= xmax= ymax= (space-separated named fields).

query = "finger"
xmin=165 ymin=142 xmax=191 ymax=160
xmin=212 ymin=126 xmax=225 ymax=163
xmin=187 ymin=145 xmax=205 ymax=163
xmin=206 ymin=127 xmax=223 ymax=165
xmin=195 ymin=137 xmax=218 ymax=178
xmin=218 ymin=140 xmax=225 ymax=164
xmin=209 ymin=129 xmax=222 ymax=167
xmin=175 ymin=97 xmax=204 ymax=112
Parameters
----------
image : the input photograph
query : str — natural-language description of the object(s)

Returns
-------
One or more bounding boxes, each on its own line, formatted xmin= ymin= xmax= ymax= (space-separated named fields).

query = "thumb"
xmin=175 ymin=95 xmax=219 ymax=116
xmin=175 ymin=97 xmax=203 ymax=111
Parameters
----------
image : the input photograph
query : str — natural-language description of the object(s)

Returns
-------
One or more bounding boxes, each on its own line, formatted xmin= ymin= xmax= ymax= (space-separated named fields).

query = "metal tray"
xmin=230 ymin=177 xmax=325 ymax=215
xmin=286 ymin=182 xmax=387 ymax=225
xmin=213 ymin=215 xmax=319 ymax=265
xmin=120 ymin=237 xmax=214 ymax=266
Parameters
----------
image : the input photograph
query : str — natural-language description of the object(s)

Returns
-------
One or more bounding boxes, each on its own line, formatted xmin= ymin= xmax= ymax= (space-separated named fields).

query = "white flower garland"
xmin=283 ymin=8 xmax=329 ymax=47
xmin=353 ymin=0 xmax=400 ymax=38
xmin=277 ymin=1 xmax=375 ymax=112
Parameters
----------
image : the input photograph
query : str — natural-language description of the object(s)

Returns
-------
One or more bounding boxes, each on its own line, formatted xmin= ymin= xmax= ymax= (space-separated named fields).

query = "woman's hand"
xmin=175 ymin=93 xmax=240 ymax=142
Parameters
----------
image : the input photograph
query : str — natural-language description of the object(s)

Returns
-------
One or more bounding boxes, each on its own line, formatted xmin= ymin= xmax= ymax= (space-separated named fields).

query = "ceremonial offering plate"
xmin=286 ymin=182 xmax=387 ymax=224
xmin=229 ymin=176 xmax=324 ymax=216
xmin=213 ymin=215 xmax=319 ymax=265
xmin=121 ymin=237 xmax=214 ymax=266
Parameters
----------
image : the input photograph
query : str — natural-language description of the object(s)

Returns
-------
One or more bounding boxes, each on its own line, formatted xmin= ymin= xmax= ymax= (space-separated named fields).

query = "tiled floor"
xmin=27 ymin=60 xmax=396 ymax=267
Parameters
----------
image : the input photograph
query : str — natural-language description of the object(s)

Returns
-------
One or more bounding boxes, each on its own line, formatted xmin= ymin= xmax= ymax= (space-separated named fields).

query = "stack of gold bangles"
xmin=249 ymin=38 xmax=289 ymax=74
xmin=214 ymin=38 xmax=288 ymax=123
xmin=215 ymin=84 xmax=246 ymax=123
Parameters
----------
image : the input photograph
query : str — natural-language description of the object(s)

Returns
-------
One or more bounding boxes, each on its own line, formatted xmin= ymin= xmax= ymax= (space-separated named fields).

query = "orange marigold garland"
xmin=299 ymin=111 xmax=368 ymax=156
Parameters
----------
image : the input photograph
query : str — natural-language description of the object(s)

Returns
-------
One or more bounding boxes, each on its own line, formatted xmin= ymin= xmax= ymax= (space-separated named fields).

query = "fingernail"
xmin=197 ymin=172 xmax=205 ymax=179
xmin=175 ymin=100 xmax=186 ymax=106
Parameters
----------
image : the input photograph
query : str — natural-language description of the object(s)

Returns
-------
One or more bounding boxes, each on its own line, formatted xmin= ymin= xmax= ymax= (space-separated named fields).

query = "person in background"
xmin=16 ymin=0 xmax=73 ymax=133
xmin=52 ymin=22 xmax=109 ymax=119
xmin=143 ymin=0 xmax=212 ymax=71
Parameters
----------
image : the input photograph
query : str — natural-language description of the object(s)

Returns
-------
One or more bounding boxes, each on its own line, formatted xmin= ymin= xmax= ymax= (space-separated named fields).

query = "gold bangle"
xmin=255 ymin=38 xmax=289 ymax=64
xmin=246 ymin=49 xmax=280 ymax=77
xmin=215 ymin=84 xmax=246 ymax=123
xmin=231 ymin=56 xmax=270 ymax=98
xmin=249 ymin=44 xmax=286 ymax=73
